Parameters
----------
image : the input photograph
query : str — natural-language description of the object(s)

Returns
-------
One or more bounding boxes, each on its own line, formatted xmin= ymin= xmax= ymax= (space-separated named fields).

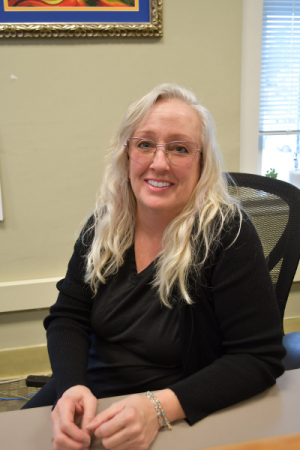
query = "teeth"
xmin=147 ymin=180 xmax=171 ymax=188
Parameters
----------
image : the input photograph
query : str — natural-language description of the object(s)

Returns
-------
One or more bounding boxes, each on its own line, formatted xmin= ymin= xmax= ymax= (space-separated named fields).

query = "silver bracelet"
xmin=144 ymin=391 xmax=172 ymax=430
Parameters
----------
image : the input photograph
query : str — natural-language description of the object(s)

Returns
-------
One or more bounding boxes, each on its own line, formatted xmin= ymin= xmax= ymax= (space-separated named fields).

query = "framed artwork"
xmin=0 ymin=0 xmax=162 ymax=38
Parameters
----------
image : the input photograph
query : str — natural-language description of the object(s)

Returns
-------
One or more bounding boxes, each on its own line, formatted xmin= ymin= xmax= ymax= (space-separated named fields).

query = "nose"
xmin=150 ymin=146 xmax=170 ymax=170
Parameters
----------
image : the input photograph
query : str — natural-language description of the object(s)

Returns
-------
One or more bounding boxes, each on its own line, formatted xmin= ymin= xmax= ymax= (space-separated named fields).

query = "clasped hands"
xmin=51 ymin=385 xmax=161 ymax=450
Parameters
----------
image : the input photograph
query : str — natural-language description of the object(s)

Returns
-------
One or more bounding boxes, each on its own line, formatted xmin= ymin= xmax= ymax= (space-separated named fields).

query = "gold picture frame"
xmin=0 ymin=0 xmax=162 ymax=39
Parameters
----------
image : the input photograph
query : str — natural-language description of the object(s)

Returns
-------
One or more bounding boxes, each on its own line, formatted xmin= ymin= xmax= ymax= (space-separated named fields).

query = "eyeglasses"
xmin=124 ymin=137 xmax=201 ymax=167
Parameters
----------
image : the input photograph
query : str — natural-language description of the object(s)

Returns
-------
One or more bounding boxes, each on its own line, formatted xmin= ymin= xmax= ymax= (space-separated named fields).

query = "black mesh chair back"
xmin=228 ymin=173 xmax=300 ymax=321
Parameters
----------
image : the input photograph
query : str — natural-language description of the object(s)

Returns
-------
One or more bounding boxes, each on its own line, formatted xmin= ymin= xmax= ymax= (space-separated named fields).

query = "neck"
xmin=135 ymin=207 xmax=177 ymax=239
xmin=134 ymin=208 xmax=175 ymax=272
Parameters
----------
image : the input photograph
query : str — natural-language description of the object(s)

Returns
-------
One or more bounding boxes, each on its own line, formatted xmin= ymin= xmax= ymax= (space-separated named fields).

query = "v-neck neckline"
xmin=128 ymin=245 xmax=156 ymax=284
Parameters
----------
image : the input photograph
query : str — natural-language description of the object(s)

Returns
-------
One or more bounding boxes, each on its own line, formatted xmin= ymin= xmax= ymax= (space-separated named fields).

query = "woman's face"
xmin=128 ymin=98 xmax=202 ymax=221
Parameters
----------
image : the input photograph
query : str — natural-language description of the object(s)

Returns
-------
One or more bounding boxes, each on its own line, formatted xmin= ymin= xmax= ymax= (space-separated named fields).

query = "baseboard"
xmin=0 ymin=345 xmax=51 ymax=381
xmin=283 ymin=317 xmax=300 ymax=334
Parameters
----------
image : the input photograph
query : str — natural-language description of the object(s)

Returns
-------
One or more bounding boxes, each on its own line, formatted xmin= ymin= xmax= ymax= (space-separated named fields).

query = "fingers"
xmin=99 ymin=403 xmax=143 ymax=438
xmin=99 ymin=408 xmax=144 ymax=449
xmin=86 ymin=394 xmax=159 ymax=450
xmin=102 ymin=432 xmax=144 ymax=450
xmin=86 ymin=400 xmax=126 ymax=433
xmin=51 ymin=386 xmax=97 ymax=450
xmin=58 ymin=396 xmax=90 ymax=442
xmin=80 ymin=393 xmax=98 ymax=431
xmin=51 ymin=401 xmax=90 ymax=450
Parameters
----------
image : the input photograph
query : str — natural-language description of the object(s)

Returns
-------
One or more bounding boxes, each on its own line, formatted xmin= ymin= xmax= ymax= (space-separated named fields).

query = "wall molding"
xmin=0 ymin=273 xmax=299 ymax=313
xmin=0 ymin=277 xmax=62 ymax=313
xmin=284 ymin=317 xmax=300 ymax=334
xmin=0 ymin=344 xmax=51 ymax=381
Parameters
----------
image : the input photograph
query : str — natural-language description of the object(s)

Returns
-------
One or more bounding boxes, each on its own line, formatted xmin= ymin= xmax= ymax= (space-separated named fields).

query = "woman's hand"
xmin=86 ymin=393 xmax=161 ymax=450
xmin=51 ymin=385 xmax=98 ymax=450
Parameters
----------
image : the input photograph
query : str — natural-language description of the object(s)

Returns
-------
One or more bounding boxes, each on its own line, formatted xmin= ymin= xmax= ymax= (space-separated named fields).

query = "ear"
xmin=128 ymin=165 xmax=131 ymax=181
xmin=127 ymin=153 xmax=131 ymax=181
xmin=199 ymin=149 xmax=203 ymax=178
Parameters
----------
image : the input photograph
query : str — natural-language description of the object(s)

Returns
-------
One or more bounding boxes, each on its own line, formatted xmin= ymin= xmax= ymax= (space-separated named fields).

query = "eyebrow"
xmin=133 ymin=130 xmax=197 ymax=142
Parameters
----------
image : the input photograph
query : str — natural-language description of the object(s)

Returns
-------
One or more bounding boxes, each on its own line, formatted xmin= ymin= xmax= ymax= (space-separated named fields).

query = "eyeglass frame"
xmin=124 ymin=137 xmax=202 ymax=167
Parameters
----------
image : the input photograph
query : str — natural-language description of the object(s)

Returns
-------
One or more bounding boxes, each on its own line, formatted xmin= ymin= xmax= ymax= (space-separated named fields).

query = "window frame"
xmin=240 ymin=0 xmax=264 ymax=174
xmin=240 ymin=0 xmax=300 ymax=282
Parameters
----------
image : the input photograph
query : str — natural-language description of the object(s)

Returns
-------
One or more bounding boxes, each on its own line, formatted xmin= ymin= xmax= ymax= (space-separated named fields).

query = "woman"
xmin=23 ymin=83 xmax=285 ymax=450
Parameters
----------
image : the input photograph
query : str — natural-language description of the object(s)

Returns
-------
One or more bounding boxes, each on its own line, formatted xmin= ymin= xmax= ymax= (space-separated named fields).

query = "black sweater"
xmin=44 ymin=214 xmax=285 ymax=425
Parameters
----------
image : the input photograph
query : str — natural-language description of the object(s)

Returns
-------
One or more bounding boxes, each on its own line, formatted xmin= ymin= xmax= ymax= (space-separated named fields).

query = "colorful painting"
xmin=7 ymin=0 xmax=135 ymax=9
xmin=0 ymin=0 xmax=162 ymax=38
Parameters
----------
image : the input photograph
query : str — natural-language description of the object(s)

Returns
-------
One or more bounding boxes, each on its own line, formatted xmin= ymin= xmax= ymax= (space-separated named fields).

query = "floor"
xmin=0 ymin=379 xmax=41 ymax=413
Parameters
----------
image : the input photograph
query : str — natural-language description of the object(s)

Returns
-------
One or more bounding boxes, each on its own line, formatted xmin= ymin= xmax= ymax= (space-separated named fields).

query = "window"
xmin=240 ymin=1 xmax=300 ymax=283
xmin=240 ymin=0 xmax=300 ymax=188
xmin=260 ymin=0 xmax=300 ymax=185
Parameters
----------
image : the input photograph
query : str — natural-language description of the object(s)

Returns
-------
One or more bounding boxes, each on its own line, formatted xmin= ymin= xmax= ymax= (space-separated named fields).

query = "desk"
xmin=1 ymin=369 xmax=300 ymax=450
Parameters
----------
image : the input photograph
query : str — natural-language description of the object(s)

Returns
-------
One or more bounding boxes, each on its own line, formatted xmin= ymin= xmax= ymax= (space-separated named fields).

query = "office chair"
xmin=228 ymin=172 xmax=300 ymax=370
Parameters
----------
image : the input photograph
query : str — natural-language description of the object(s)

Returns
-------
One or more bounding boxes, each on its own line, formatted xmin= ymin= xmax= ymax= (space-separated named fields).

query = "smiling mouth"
xmin=147 ymin=180 xmax=172 ymax=188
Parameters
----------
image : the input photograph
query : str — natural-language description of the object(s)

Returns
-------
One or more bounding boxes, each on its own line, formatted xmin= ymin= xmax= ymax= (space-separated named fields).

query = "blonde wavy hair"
xmin=84 ymin=83 xmax=241 ymax=307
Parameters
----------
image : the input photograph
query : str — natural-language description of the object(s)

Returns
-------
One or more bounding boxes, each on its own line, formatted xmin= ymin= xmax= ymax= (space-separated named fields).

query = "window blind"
xmin=259 ymin=0 xmax=300 ymax=132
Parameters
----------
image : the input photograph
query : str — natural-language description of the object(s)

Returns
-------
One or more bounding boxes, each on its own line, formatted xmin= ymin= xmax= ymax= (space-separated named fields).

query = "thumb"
xmin=80 ymin=395 xmax=98 ymax=431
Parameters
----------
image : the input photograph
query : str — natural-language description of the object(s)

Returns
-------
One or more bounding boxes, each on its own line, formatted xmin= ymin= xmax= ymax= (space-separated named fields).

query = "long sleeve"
xmin=170 ymin=214 xmax=286 ymax=425
xmin=44 ymin=214 xmax=286 ymax=417
xmin=44 ymin=235 xmax=94 ymax=400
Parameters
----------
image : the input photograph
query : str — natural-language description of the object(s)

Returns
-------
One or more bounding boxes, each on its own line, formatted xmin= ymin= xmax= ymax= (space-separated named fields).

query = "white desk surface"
xmin=1 ymin=369 xmax=300 ymax=450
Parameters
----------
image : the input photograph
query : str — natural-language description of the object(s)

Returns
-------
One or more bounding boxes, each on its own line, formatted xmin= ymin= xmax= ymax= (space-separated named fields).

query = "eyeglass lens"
xmin=127 ymin=138 xmax=199 ymax=167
